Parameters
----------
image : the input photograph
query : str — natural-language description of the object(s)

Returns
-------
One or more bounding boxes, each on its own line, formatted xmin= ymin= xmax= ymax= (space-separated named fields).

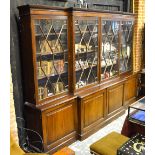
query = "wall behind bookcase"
xmin=10 ymin=0 xmax=130 ymax=145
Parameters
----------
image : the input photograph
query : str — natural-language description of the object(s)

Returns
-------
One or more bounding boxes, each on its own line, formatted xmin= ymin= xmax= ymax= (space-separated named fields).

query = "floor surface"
xmin=69 ymin=112 xmax=127 ymax=155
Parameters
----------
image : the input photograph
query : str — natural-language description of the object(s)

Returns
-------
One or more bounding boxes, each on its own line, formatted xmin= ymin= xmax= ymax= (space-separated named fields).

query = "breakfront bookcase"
xmin=18 ymin=5 xmax=137 ymax=154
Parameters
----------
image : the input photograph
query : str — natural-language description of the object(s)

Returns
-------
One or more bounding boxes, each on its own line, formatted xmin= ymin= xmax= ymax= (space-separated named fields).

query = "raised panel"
xmin=124 ymin=77 xmax=137 ymax=104
xmin=83 ymin=93 xmax=104 ymax=127
xmin=45 ymin=103 xmax=75 ymax=145
xmin=108 ymin=84 xmax=124 ymax=114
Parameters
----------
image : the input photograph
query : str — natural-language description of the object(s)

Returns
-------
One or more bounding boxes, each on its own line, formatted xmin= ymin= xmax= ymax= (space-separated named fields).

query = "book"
xmin=38 ymin=87 xmax=48 ymax=100
xmin=53 ymin=60 xmax=64 ymax=74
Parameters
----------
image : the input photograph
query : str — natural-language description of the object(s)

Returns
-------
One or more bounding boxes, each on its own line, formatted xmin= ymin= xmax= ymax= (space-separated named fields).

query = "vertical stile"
xmin=98 ymin=17 xmax=102 ymax=83
xmin=118 ymin=20 xmax=122 ymax=76
xmin=68 ymin=12 xmax=75 ymax=94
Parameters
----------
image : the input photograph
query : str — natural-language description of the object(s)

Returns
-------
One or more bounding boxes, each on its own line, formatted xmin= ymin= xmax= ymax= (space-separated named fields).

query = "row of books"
xmin=37 ymin=60 xmax=66 ymax=78
xmin=75 ymin=59 xmax=97 ymax=71
xmin=75 ymin=44 xmax=93 ymax=53
xmin=38 ymin=82 xmax=65 ymax=100
xmin=101 ymin=58 xmax=117 ymax=67
xmin=38 ymin=87 xmax=48 ymax=100
xmin=37 ymin=40 xmax=63 ymax=54
xmin=76 ymin=80 xmax=87 ymax=89
xmin=75 ymin=60 xmax=89 ymax=70
xmin=101 ymin=70 xmax=117 ymax=79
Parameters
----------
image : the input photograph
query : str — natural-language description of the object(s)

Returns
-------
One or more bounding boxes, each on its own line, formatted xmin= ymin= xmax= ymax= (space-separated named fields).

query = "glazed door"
xmin=101 ymin=19 xmax=120 ymax=80
xmin=120 ymin=20 xmax=134 ymax=73
xmin=34 ymin=17 xmax=69 ymax=101
xmin=74 ymin=17 xmax=99 ymax=89
xmin=107 ymin=83 xmax=124 ymax=114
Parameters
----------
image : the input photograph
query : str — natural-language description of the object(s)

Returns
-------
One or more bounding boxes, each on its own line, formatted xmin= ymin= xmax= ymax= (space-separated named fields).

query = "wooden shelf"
xmin=38 ymin=71 xmax=68 ymax=85
xmin=75 ymin=31 xmax=98 ymax=34
xmin=36 ymin=50 xmax=68 ymax=56
xmin=75 ymin=50 xmax=98 ymax=55
xmin=35 ymin=32 xmax=67 ymax=37
xmin=36 ymin=51 xmax=68 ymax=61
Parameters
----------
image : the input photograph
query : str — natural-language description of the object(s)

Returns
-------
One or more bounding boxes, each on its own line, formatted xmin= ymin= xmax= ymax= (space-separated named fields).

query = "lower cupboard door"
xmin=107 ymin=84 xmax=124 ymax=114
xmin=42 ymin=101 xmax=77 ymax=150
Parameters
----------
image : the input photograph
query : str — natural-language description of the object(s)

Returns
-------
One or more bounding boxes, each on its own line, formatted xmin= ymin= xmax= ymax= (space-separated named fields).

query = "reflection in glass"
xmin=101 ymin=20 xmax=119 ymax=80
xmin=75 ymin=19 xmax=98 ymax=89
xmin=34 ymin=19 xmax=68 ymax=100
xmin=120 ymin=21 xmax=133 ymax=73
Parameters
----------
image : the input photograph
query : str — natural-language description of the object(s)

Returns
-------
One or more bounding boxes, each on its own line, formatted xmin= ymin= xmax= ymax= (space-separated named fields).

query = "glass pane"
xmin=34 ymin=18 xmax=68 ymax=101
xmin=120 ymin=21 xmax=133 ymax=73
xmin=75 ymin=19 xmax=98 ymax=89
xmin=101 ymin=20 xmax=119 ymax=80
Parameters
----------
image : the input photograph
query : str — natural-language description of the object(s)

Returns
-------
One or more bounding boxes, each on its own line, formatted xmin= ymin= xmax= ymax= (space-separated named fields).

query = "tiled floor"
xmin=69 ymin=112 xmax=127 ymax=155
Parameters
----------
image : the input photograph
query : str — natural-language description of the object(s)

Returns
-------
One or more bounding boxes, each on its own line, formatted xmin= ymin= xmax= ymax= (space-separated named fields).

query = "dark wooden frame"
xmin=18 ymin=5 xmax=137 ymax=154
